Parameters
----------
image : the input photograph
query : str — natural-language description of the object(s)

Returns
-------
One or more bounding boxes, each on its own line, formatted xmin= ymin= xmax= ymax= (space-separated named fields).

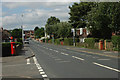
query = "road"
xmin=28 ymin=40 xmax=119 ymax=79
xmin=2 ymin=40 xmax=120 ymax=80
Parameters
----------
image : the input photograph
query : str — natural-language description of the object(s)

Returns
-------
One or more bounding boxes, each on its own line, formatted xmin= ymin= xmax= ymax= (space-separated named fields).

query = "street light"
xmin=21 ymin=14 xmax=24 ymax=46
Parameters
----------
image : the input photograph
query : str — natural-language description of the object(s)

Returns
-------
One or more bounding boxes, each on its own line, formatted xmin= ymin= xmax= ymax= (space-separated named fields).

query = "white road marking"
xmin=40 ymin=72 xmax=45 ymax=74
xmin=98 ymin=59 xmax=110 ymax=60
xmin=42 ymin=74 xmax=48 ymax=78
xmin=72 ymin=56 xmax=84 ymax=61
xmin=33 ymin=56 xmax=49 ymax=79
xmin=39 ymin=69 xmax=44 ymax=72
xmin=61 ymin=52 xmax=69 ymax=56
xmin=93 ymin=62 xmax=120 ymax=72
xmin=49 ymin=49 xmax=52 ymax=50
xmin=27 ymin=59 xmax=30 ymax=64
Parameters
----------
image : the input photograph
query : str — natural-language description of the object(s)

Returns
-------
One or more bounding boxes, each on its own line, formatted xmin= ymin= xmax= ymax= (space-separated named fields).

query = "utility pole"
xmin=21 ymin=14 xmax=24 ymax=46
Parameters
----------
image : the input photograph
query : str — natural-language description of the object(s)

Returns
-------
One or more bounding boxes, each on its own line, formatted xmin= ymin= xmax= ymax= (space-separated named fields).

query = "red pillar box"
xmin=99 ymin=40 xmax=103 ymax=50
xmin=11 ymin=42 xmax=16 ymax=55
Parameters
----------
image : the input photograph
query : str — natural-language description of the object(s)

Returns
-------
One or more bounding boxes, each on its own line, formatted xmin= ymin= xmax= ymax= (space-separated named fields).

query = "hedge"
xmin=64 ymin=38 xmax=73 ymax=46
xmin=84 ymin=38 xmax=99 ymax=49
xmin=112 ymin=35 xmax=120 ymax=51
xmin=2 ymin=42 xmax=23 ymax=57
xmin=55 ymin=39 xmax=60 ymax=45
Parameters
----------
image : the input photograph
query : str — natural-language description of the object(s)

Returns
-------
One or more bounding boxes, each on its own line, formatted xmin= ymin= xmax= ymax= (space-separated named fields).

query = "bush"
xmin=17 ymin=38 xmax=23 ymax=43
xmin=2 ymin=42 xmax=23 ymax=57
xmin=64 ymin=38 xmax=73 ymax=46
xmin=43 ymin=39 xmax=45 ymax=42
xmin=112 ymin=35 xmax=120 ymax=51
xmin=85 ymin=38 xmax=99 ymax=49
xmin=55 ymin=39 xmax=60 ymax=45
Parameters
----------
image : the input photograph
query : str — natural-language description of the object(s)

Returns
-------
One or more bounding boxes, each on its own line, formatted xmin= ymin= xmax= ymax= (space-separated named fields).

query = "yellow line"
xmin=67 ymin=48 xmax=120 ymax=59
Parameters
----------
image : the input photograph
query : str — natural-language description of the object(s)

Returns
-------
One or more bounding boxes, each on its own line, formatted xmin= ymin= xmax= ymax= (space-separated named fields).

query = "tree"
xmin=86 ymin=2 xmax=120 ymax=39
xmin=46 ymin=16 xmax=60 ymax=25
xmin=34 ymin=27 xmax=45 ymax=38
xmin=69 ymin=2 xmax=95 ymax=28
xmin=45 ymin=16 xmax=60 ymax=35
xmin=34 ymin=26 xmax=39 ymax=32
xmin=57 ymin=22 xmax=72 ymax=38
xmin=11 ymin=29 xmax=22 ymax=38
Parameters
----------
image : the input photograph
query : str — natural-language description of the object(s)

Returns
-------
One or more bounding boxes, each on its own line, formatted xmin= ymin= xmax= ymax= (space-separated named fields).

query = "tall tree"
xmin=46 ymin=16 xmax=60 ymax=25
xmin=45 ymin=16 xmax=60 ymax=35
xmin=34 ymin=26 xmax=39 ymax=32
xmin=86 ymin=2 xmax=120 ymax=39
xmin=69 ymin=2 xmax=95 ymax=28
xmin=34 ymin=27 xmax=45 ymax=38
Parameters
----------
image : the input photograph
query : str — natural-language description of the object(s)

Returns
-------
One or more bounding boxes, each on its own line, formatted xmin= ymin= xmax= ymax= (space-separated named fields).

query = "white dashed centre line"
xmin=72 ymin=56 xmax=84 ymax=61
xmin=93 ymin=62 xmax=120 ymax=72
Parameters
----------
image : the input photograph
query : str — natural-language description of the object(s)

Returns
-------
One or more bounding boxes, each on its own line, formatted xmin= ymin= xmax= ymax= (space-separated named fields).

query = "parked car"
xmin=24 ymin=39 xmax=29 ymax=44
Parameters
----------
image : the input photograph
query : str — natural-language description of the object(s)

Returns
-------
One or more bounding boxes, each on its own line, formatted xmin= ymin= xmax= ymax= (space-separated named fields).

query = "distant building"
xmin=24 ymin=30 xmax=35 ymax=39
xmin=2 ymin=28 xmax=11 ymax=42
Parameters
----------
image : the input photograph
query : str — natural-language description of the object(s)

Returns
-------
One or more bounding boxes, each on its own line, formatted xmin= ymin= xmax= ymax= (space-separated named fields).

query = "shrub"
xmin=85 ymin=38 xmax=99 ymax=49
xmin=55 ymin=39 xmax=60 ymax=45
xmin=64 ymin=38 xmax=73 ymax=46
xmin=112 ymin=35 xmax=120 ymax=51
xmin=17 ymin=38 xmax=23 ymax=43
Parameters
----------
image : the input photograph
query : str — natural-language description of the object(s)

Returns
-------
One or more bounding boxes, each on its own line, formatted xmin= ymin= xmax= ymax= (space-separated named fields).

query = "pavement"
xmin=1 ymin=40 xmax=120 ymax=80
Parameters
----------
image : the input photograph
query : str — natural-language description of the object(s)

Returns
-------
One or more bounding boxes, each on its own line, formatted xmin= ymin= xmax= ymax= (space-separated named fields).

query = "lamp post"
xmin=21 ymin=14 xmax=24 ymax=46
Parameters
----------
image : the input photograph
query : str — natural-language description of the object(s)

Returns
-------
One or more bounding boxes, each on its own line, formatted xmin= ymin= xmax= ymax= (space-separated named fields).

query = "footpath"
xmin=1 ymin=44 xmax=42 ymax=80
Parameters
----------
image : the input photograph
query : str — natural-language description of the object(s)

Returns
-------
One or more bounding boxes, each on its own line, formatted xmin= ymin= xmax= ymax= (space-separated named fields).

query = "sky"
xmin=1 ymin=0 xmax=80 ymax=30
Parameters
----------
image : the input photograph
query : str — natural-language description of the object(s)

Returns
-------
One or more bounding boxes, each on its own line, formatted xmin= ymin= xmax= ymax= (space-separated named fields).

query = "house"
xmin=1 ymin=27 xmax=11 ymax=42
xmin=76 ymin=28 xmax=90 ymax=43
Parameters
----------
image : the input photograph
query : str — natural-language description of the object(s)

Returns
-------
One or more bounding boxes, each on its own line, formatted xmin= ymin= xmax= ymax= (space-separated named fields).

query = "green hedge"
xmin=2 ymin=42 xmax=23 ymax=57
xmin=55 ymin=39 xmax=60 ymax=45
xmin=64 ymin=38 xmax=73 ymax=46
xmin=85 ymin=38 xmax=99 ymax=49
xmin=17 ymin=38 xmax=22 ymax=43
xmin=112 ymin=35 xmax=120 ymax=51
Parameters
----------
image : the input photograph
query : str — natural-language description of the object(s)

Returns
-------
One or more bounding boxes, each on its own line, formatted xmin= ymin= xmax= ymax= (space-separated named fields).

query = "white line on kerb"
xmin=93 ymin=62 xmax=120 ymax=72
xmin=27 ymin=59 xmax=30 ymax=64
xmin=33 ymin=56 xmax=49 ymax=79
xmin=72 ymin=56 xmax=84 ymax=61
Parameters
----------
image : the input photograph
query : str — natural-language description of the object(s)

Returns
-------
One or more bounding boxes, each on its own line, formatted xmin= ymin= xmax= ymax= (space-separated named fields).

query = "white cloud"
xmin=2 ymin=2 xmax=72 ymax=30
xmin=2 ymin=0 xmax=80 ymax=2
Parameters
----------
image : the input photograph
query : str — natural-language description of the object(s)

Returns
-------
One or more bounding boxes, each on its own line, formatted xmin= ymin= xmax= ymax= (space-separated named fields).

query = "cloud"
xmin=2 ymin=0 xmax=80 ymax=2
xmin=2 ymin=2 xmax=71 ymax=30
